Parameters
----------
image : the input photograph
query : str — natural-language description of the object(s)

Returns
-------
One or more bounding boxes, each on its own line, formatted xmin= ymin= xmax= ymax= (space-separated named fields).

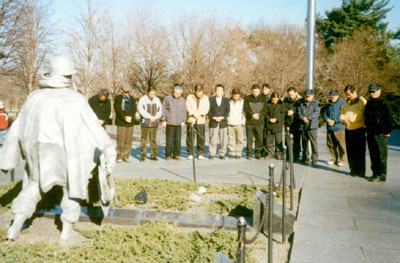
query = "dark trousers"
xmin=326 ymin=129 xmax=346 ymax=162
xmin=186 ymin=124 xmax=205 ymax=156
xmin=301 ymin=128 xmax=318 ymax=162
xmin=367 ymin=133 xmax=388 ymax=179
xmin=166 ymin=125 xmax=182 ymax=158
xmin=140 ymin=127 xmax=158 ymax=158
xmin=285 ymin=129 xmax=301 ymax=162
xmin=345 ymin=128 xmax=366 ymax=177
xmin=262 ymin=125 xmax=268 ymax=157
xmin=266 ymin=130 xmax=283 ymax=157
xmin=246 ymin=124 xmax=264 ymax=158
xmin=117 ymin=126 xmax=133 ymax=160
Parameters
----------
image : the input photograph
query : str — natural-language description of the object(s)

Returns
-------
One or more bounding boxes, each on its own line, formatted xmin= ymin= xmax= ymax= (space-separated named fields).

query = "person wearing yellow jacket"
xmin=340 ymin=85 xmax=367 ymax=178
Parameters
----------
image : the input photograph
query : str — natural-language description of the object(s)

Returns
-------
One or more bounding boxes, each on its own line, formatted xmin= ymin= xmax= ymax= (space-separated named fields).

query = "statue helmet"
xmin=49 ymin=56 xmax=77 ymax=77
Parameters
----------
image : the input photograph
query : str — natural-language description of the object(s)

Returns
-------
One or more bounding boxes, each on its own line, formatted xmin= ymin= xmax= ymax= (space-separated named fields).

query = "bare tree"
xmin=12 ymin=0 xmax=51 ymax=95
xmin=248 ymin=24 xmax=307 ymax=95
xmin=171 ymin=14 xmax=251 ymax=96
xmin=315 ymin=28 xmax=386 ymax=96
xmin=65 ymin=0 xmax=103 ymax=97
xmin=0 ymin=0 xmax=23 ymax=75
xmin=96 ymin=14 xmax=125 ymax=99
xmin=124 ymin=7 xmax=170 ymax=97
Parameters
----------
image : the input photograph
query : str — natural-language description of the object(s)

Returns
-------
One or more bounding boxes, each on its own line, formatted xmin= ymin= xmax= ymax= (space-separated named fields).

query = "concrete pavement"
xmin=290 ymin=128 xmax=400 ymax=263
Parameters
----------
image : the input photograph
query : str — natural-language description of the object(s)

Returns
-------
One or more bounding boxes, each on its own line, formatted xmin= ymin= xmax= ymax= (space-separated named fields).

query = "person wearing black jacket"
xmin=283 ymin=87 xmax=302 ymax=162
xmin=261 ymin=83 xmax=271 ymax=157
xmin=244 ymin=84 xmax=267 ymax=160
xmin=265 ymin=92 xmax=286 ymax=159
xmin=89 ymin=89 xmax=111 ymax=127
xmin=208 ymin=84 xmax=230 ymax=159
xmin=114 ymin=82 xmax=137 ymax=163
xmin=365 ymin=84 xmax=393 ymax=182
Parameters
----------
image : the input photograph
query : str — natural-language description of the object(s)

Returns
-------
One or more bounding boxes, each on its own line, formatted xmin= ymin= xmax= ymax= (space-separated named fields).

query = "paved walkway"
xmin=290 ymin=129 xmax=400 ymax=263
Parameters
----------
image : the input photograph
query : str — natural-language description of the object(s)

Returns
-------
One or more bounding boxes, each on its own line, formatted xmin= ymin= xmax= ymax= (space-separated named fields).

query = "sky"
xmin=51 ymin=0 xmax=400 ymax=31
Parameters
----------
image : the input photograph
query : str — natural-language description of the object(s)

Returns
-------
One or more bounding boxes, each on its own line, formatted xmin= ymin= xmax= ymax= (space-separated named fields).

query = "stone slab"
xmin=363 ymin=248 xmax=400 ymax=263
xmin=290 ymin=243 xmax=364 ymax=263
xmin=293 ymin=226 xmax=400 ymax=250
xmin=36 ymin=206 xmax=252 ymax=230
xmin=295 ymin=214 xmax=356 ymax=230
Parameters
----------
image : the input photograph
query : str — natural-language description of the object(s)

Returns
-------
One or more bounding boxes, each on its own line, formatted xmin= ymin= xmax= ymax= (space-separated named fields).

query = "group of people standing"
xmin=322 ymin=84 xmax=392 ymax=182
xmin=89 ymin=81 xmax=393 ymax=182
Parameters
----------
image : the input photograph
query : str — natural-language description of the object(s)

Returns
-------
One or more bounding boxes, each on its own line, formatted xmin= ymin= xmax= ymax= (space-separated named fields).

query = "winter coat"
xmin=365 ymin=96 xmax=392 ymax=135
xmin=114 ymin=94 xmax=137 ymax=127
xmin=88 ymin=95 xmax=111 ymax=125
xmin=265 ymin=101 xmax=286 ymax=132
xmin=0 ymin=88 xmax=116 ymax=200
xmin=323 ymin=98 xmax=345 ymax=131
xmin=228 ymin=99 xmax=246 ymax=126
xmin=283 ymin=95 xmax=302 ymax=129
xmin=298 ymin=98 xmax=321 ymax=130
xmin=138 ymin=95 xmax=162 ymax=128
xmin=208 ymin=96 xmax=230 ymax=128
xmin=243 ymin=94 xmax=267 ymax=126
xmin=161 ymin=94 xmax=187 ymax=126
xmin=340 ymin=96 xmax=366 ymax=130
xmin=186 ymin=94 xmax=210 ymax=125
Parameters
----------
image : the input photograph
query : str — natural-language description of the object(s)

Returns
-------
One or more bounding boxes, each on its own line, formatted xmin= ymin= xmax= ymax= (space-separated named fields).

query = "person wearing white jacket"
xmin=138 ymin=87 xmax=162 ymax=161
xmin=227 ymin=89 xmax=246 ymax=159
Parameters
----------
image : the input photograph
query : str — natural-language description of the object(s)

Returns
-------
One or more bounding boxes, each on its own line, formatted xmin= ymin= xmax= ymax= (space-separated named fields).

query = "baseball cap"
xmin=328 ymin=89 xmax=338 ymax=97
xmin=368 ymin=83 xmax=380 ymax=92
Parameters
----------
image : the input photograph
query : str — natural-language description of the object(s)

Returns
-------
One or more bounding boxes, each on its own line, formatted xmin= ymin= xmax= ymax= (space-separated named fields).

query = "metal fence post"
xmin=282 ymin=146 xmax=287 ymax=244
xmin=289 ymin=134 xmax=295 ymax=210
xmin=268 ymin=164 xmax=274 ymax=263
xmin=236 ymin=217 xmax=246 ymax=263
xmin=191 ymin=124 xmax=197 ymax=182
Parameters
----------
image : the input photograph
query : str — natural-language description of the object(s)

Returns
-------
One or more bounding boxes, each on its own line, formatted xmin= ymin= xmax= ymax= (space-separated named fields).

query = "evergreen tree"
xmin=316 ymin=0 xmax=392 ymax=48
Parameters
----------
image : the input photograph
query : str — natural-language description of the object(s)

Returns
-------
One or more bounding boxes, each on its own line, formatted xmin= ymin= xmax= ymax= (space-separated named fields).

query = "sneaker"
xmin=209 ymin=156 xmax=214 ymax=160
xmin=123 ymin=158 xmax=131 ymax=163
xmin=150 ymin=157 xmax=158 ymax=161
xmin=276 ymin=155 xmax=282 ymax=160
xmin=166 ymin=157 xmax=172 ymax=161
xmin=174 ymin=157 xmax=181 ymax=161
xmin=188 ymin=155 xmax=193 ymax=160
xmin=140 ymin=157 xmax=145 ymax=162
xmin=219 ymin=156 xmax=225 ymax=160
xmin=198 ymin=155 xmax=204 ymax=160
xmin=327 ymin=159 xmax=335 ymax=165
xmin=117 ymin=159 xmax=123 ymax=163
xmin=337 ymin=161 xmax=344 ymax=167
xmin=264 ymin=155 xmax=272 ymax=160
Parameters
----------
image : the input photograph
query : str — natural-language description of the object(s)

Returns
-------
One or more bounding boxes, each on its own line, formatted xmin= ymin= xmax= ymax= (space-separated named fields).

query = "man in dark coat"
xmin=244 ymin=84 xmax=267 ymax=160
xmin=265 ymin=92 xmax=286 ymax=159
xmin=208 ymin=84 xmax=230 ymax=159
xmin=298 ymin=89 xmax=321 ymax=165
xmin=89 ymin=89 xmax=111 ymax=127
xmin=365 ymin=84 xmax=393 ymax=182
xmin=114 ymin=82 xmax=137 ymax=163
xmin=283 ymin=87 xmax=302 ymax=162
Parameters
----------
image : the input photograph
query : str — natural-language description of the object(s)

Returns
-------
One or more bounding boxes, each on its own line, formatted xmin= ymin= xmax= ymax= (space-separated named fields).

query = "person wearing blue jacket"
xmin=298 ymin=89 xmax=320 ymax=165
xmin=323 ymin=89 xmax=346 ymax=166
